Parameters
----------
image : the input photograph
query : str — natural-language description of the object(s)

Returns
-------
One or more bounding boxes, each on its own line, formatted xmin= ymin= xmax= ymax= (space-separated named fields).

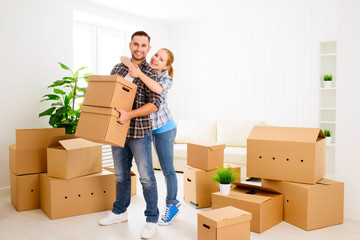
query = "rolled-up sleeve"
xmin=145 ymin=72 xmax=161 ymax=109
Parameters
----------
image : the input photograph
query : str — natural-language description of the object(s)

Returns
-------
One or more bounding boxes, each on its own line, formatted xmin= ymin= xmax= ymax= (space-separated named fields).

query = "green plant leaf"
xmin=53 ymin=88 xmax=66 ymax=95
xmin=67 ymin=109 xmax=78 ymax=117
xmin=64 ymin=95 xmax=70 ymax=106
xmin=55 ymin=106 xmax=70 ymax=115
xmin=39 ymin=107 xmax=56 ymax=117
xmin=49 ymin=114 xmax=62 ymax=126
xmin=41 ymin=94 xmax=60 ymax=102
xmin=48 ymin=80 xmax=71 ymax=88
xmin=58 ymin=62 xmax=70 ymax=71
xmin=63 ymin=76 xmax=75 ymax=83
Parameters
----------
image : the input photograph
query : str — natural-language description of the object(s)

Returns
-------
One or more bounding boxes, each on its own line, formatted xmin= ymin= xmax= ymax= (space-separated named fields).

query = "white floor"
xmin=1 ymin=169 xmax=360 ymax=240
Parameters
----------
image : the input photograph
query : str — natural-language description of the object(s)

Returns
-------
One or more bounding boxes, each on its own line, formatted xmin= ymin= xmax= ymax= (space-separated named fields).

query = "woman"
xmin=121 ymin=48 xmax=179 ymax=226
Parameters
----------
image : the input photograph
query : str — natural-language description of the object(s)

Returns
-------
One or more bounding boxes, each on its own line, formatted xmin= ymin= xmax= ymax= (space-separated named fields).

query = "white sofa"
xmin=152 ymin=119 xmax=266 ymax=180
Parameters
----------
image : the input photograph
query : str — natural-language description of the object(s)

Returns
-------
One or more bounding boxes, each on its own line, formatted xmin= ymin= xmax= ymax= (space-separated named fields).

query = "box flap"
xmin=209 ymin=144 xmax=225 ymax=151
xmin=16 ymin=128 xmax=65 ymax=150
xmin=88 ymin=75 xmax=137 ymax=90
xmin=228 ymin=187 xmax=275 ymax=204
xmin=199 ymin=206 xmax=251 ymax=228
xmin=80 ymin=105 xmax=119 ymax=117
xmin=59 ymin=138 xmax=101 ymax=150
xmin=317 ymin=178 xmax=341 ymax=185
xmin=234 ymin=182 xmax=281 ymax=194
xmin=248 ymin=126 xmax=324 ymax=143
xmin=47 ymin=134 xmax=77 ymax=148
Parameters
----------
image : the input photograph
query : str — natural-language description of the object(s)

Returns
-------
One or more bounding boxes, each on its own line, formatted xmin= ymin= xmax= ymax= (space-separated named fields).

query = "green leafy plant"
xmin=211 ymin=165 xmax=240 ymax=185
xmin=324 ymin=74 xmax=333 ymax=81
xmin=39 ymin=62 xmax=92 ymax=134
xmin=324 ymin=129 xmax=332 ymax=137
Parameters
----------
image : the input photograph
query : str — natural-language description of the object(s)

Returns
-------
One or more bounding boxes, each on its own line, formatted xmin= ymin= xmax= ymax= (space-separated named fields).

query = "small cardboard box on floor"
xmin=187 ymin=142 xmax=225 ymax=170
xmin=198 ymin=206 xmax=252 ymax=240
xmin=9 ymin=128 xmax=65 ymax=175
xmin=262 ymin=178 xmax=344 ymax=230
xmin=10 ymin=172 xmax=40 ymax=211
xmin=183 ymin=165 xmax=240 ymax=209
xmin=47 ymin=135 xmax=102 ymax=179
xmin=103 ymin=167 xmax=137 ymax=196
xmin=76 ymin=75 xmax=137 ymax=148
xmin=212 ymin=182 xmax=283 ymax=233
xmin=247 ymin=126 xmax=326 ymax=184
xmin=40 ymin=170 xmax=115 ymax=220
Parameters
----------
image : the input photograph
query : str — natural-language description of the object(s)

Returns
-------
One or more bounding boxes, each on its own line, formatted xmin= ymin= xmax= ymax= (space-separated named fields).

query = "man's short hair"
xmin=131 ymin=31 xmax=151 ymax=43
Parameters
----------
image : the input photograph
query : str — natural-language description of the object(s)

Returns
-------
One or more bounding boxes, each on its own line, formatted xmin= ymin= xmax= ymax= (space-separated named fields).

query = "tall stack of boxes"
xmin=9 ymin=128 xmax=64 ymax=211
xmin=75 ymin=75 xmax=137 ymax=147
xmin=184 ymin=142 xmax=240 ymax=209
xmin=250 ymin=126 xmax=344 ymax=231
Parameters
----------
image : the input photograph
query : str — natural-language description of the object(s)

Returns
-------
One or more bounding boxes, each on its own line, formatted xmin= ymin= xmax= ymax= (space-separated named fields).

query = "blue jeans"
xmin=111 ymin=133 xmax=159 ymax=223
xmin=152 ymin=127 xmax=177 ymax=205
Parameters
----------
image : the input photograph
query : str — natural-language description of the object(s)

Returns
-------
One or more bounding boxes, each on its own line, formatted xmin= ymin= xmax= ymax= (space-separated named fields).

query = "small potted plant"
xmin=211 ymin=165 xmax=240 ymax=195
xmin=323 ymin=74 xmax=333 ymax=88
xmin=324 ymin=129 xmax=332 ymax=145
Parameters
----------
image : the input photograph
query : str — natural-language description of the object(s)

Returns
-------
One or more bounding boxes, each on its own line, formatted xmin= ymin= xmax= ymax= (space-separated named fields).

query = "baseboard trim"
xmin=0 ymin=186 xmax=10 ymax=197
xmin=345 ymin=208 xmax=360 ymax=221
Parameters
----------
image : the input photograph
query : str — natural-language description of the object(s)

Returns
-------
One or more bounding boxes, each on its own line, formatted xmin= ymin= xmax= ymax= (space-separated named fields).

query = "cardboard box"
xmin=183 ymin=165 xmax=240 ymax=209
xmin=9 ymin=128 xmax=65 ymax=175
xmin=247 ymin=126 xmax=326 ymax=184
xmin=47 ymin=135 xmax=102 ymax=179
xmin=262 ymin=178 xmax=344 ymax=230
xmin=187 ymin=142 xmax=225 ymax=170
xmin=212 ymin=182 xmax=283 ymax=233
xmin=10 ymin=172 xmax=40 ymax=211
xmin=198 ymin=206 xmax=252 ymax=240
xmin=103 ymin=167 xmax=137 ymax=196
xmin=82 ymin=75 xmax=137 ymax=108
xmin=75 ymin=105 xmax=129 ymax=147
xmin=40 ymin=170 xmax=115 ymax=220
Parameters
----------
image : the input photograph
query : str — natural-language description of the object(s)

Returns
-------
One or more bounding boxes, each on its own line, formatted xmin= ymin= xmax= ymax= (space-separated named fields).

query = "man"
xmin=99 ymin=31 xmax=161 ymax=239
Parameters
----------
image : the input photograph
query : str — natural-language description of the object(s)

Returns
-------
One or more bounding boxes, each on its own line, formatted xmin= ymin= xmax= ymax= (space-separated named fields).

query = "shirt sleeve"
xmin=158 ymin=74 xmax=173 ymax=94
xmin=145 ymin=71 xmax=161 ymax=109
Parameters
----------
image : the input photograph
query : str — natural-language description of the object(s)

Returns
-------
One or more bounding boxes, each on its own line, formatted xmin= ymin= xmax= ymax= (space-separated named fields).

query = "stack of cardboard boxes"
xmin=9 ymin=128 xmax=64 ymax=211
xmin=211 ymin=126 xmax=344 ymax=233
xmin=41 ymin=134 xmax=115 ymax=219
xmin=75 ymin=75 xmax=137 ymax=147
xmin=184 ymin=142 xmax=240 ymax=209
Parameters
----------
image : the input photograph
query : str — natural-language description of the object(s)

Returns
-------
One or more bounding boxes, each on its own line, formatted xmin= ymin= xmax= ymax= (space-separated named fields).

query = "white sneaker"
xmin=141 ymin=222 xmax=157 ymax=239
xmin=99 ymin=211 xmax=128 ymax=226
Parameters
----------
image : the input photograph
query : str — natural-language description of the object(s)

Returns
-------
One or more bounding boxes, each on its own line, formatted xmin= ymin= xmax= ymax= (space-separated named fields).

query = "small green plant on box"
xmin=324 ymin=74 xmax=333 ymax=81
xmin=324 ymin=129 xmax=332 ymax=137
xmin=211 ymin=165 xmax=240 ymax=185
xmin=39 ymin=62 xmax=92 ymax=134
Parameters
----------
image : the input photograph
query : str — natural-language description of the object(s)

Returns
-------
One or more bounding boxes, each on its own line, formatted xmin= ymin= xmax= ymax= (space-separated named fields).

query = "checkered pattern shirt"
xmin=150 ymin=70 xmax=173 ymax=130
xmin=111 ymin=60 xmax=161 ymax=139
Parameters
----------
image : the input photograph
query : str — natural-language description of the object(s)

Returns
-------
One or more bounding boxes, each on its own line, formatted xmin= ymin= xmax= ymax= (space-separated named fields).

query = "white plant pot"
xmin=326 ymin=136 xmax=332 ymax=145
xmin=219 ymin=183 xmax=231 ymax=195
xmin=324 ymin=81 xmax=332 ymax=88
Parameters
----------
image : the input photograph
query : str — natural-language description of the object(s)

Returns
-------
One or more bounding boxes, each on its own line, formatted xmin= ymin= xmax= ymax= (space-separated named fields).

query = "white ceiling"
xmin=83 ymin=0 xmax=334 ymax=21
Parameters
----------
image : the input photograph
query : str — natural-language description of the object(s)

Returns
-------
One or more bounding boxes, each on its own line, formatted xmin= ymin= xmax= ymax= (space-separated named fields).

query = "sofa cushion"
xmin=217 ymin=120 xmax=266 ymax=147
xmin=224 ymin=147 xmax=247 ymax=165
xmin=175 ymin=120 xmax=217 ymax=144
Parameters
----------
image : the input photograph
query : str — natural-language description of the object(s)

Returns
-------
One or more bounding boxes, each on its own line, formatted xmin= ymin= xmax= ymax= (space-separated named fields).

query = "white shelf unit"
xmin=319 ymin=41 xmax=336 ymax=176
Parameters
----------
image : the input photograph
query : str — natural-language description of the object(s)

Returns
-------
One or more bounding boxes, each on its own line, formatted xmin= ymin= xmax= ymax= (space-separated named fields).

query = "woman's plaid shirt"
xmin=111 ymin=60 xmax=161 ymax=139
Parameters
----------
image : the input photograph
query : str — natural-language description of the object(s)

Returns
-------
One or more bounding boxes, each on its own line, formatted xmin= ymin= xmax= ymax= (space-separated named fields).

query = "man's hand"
xmin=115 ymin=107 xmax=132 ymax=124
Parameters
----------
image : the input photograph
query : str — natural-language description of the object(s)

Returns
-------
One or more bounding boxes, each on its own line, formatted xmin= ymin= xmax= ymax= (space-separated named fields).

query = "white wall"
xmin=336 ymin=0 xmax=360 ymax=218
xmin=0 ymin=0 xmax=169 ymax=191
xmin=167 ymin=3 xmax=337 ymax=127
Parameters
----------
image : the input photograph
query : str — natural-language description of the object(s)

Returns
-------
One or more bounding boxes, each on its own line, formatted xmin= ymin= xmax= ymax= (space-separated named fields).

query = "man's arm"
xmin=115 ymin=103 xmax=158 ymax=124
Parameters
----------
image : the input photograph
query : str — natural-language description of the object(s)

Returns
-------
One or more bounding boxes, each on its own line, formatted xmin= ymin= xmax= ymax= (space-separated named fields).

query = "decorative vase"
xmin=326 ymin=136 xmax=332 ymax=145
xmin=219 ymin=183 xmax=231 ymax=195
xmin=324 ymin=81 xmax=332 ymax=88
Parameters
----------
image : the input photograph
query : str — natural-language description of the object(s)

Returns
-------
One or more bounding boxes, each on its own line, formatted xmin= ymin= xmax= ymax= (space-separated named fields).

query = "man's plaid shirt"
xmin=111 ymin=60 xmax=161 ymax=139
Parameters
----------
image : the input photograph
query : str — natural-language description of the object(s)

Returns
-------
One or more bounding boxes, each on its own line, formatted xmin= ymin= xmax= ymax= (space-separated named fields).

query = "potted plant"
xmin=211 ymin=165 xmax=240 ymax=195
xmin=323 ymin=74 xmax=333 ymax=88
xmin=39 ymin=62 xmax=92 ymax=134
xmin=324 ymin=129 xmax=332 ymax=145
